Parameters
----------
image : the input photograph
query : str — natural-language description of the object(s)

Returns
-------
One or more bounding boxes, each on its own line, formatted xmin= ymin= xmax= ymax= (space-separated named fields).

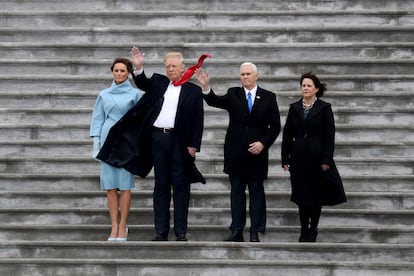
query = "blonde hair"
xmin=164 ymin=52 xmax=184 ymax=65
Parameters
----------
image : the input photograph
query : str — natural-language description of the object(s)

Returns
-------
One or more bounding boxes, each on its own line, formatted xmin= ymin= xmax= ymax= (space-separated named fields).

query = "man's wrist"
xmin=202 ymin=87 xmax=211 ymax=94
xmin=133 ymin=67 xmax=143 ymax=76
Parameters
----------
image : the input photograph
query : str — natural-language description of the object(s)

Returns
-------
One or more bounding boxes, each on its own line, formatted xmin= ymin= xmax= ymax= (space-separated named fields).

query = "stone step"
xmin=203 ymin=157 xmax=414 ymax=176
xmin=1 ymin=42 xmax=413 ymax=61
xmin=0 ymin=91 xmax=98 ymax=108
xmin=0 ymin=156 xmax=412 ymax=176
xmin=3 ymin=10 xmax=413 ymax=28
xmin=1 ymin=207 xmax=412 ymax=226
xmin=2 ymin=58 xmax=414 ymax=76
xmin=199 ymin=141 xmax=414 ymax=159
xmin=0 ymin=122 xmax=413 ymax=141
xmin=0 ymin=190 xmax=413 ymax=210
xmin=2 ymin=25 xmax=413 ymax=44
xmin=207 ymin=108 xmax=414 ymax=125
xmin=1 ymin=0 xmax=412 ymax=274
xmin=0 ymin=73 xmax=412 ymax=92
xmin=0 ymin=124 xmax=90 ymax=140
xmin=1 ymin=139 xmax=413 ymax=158
xmin=1 ymin=241 xmax=413 ymax=263
xmin=1 ymin=107 xmax=412 ymax=125
xmin=1 ymin=258 xmax=413 ymax=276
xmin=0 ymin=140 xmax=93 ymax=158
xmin=1 ymin=224 xmax=413 ymax=244
xmin=1 ymin=0 xmax=413 ymax=12
xmin=0 ymin=173 xmax=412 ymax=193
xmin=1 ymin=90 xmax=413 ymax=109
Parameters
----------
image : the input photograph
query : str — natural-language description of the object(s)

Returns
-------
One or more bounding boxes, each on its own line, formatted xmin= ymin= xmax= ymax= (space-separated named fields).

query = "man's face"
xmin=240 ymin=65 xmax=258 ymax=90
xmin=164 ymin=57 xmax=185 ymax=82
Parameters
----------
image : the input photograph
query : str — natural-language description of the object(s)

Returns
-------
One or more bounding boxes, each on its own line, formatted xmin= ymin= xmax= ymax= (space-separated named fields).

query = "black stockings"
xmin=298 ymin=205 xmax=322 ymax=242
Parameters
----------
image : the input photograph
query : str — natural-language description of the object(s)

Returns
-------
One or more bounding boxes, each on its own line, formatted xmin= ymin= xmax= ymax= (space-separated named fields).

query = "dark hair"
xmin=300 ymin=72 xmax=327 ymax=98
xmin=110 ymin=58 xmax=133 ymax=73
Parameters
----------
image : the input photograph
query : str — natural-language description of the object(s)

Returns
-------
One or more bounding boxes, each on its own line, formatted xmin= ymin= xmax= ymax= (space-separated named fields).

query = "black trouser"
xmin=228 ymin=174 xmax=266 ymax=233
xmin=151 ymin=129 xmax=190 ymax=236
xmin=298 ymin=205 xmax=322 ymax=230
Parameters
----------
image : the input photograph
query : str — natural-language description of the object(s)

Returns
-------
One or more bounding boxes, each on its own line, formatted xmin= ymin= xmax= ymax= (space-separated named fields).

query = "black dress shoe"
xmin=224 ymin=230 xmax=244 ymax=242
xmin=249 ymin=232 xmax=260 ymax=242
xmin=152 ymin=233 xmax=168 ymax=241
xmin=176 ymin=233 xmax=188 ymax=241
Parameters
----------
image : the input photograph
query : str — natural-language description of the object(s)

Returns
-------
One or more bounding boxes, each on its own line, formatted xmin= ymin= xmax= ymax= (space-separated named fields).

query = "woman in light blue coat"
xmin=90 ymin=58 xmax=142 ymax=241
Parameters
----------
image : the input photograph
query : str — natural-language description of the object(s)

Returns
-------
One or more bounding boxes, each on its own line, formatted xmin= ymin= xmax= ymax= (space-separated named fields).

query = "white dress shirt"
xmin=245 ymin=86 xmax=257 ymax=105
xmin=153 ymin=82 xmax=181 ymax=128
xmin=133 ymin=68 xmax=181 ymax=128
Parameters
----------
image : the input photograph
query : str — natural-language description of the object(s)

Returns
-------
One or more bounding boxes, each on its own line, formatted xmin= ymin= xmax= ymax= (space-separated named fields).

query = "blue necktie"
xmin=247 ymin=92 xmax=253 ymax=113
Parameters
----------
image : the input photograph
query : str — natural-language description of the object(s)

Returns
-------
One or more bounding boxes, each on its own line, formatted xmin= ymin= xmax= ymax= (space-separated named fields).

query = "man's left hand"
xmin=248 ymin=142 xmax=264 ymax=155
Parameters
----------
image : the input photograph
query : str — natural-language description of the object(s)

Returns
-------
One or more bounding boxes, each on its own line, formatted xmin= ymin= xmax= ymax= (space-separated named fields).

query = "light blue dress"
xmin=90 ymin=79 xmax=142 ymax=191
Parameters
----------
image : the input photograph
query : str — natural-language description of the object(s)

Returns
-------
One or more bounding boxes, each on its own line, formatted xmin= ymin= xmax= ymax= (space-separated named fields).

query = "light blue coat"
xmin=90 ymin=80 xmax=141 ymax=142
xmin=89 ymin=79 xmax=142 ymax=190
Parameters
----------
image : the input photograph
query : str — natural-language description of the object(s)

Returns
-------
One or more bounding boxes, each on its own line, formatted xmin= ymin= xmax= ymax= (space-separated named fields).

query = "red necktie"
xmin=173 ymin=54 xmax=211 ymax=86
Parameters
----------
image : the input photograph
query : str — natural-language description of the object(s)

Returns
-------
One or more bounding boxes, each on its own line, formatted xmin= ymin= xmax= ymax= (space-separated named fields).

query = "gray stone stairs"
xmin=0 ymin=0 xmax=414 ymax=275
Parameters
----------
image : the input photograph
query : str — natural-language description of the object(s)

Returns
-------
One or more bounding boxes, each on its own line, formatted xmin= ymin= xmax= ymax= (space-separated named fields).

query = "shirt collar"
xmin=244 ymin=86 xmax=257 ymax=98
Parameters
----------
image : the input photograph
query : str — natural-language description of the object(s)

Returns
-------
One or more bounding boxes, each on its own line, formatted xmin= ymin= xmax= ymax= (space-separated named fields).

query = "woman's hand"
xmin=187 ymin=147 xmax=196 ymax=158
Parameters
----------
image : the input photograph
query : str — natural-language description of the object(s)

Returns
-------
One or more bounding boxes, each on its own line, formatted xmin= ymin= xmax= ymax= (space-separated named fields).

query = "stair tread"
xmin=0 ymin=0 xmax=413 ymax=273
xmin=0 ymin=257 xmax=413 ymax=268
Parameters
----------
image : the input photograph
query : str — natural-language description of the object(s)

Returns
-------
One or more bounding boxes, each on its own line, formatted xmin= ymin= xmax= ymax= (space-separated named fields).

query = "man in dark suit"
xmin=128 ymin=47 xmax=204 ymax=242
xmin=195 ymin=63 xmax=281 ymax=242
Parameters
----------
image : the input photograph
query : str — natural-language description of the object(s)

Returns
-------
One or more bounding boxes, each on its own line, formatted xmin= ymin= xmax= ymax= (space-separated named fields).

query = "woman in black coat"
xmin=281 ymin=72 xmax=346 ymax=242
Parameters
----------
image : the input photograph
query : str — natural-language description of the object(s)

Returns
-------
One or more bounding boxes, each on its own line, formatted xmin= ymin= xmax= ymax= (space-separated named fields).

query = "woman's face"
xmin=301 ymin=78 xmax=319 ymax=99
xmin=112 ymin=62 xmax=129 ymax=84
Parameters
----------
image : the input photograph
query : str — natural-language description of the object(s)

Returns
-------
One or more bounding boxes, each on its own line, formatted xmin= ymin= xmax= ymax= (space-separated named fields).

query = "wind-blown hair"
xmin=300 ymin=72 xmax=327 ymax=98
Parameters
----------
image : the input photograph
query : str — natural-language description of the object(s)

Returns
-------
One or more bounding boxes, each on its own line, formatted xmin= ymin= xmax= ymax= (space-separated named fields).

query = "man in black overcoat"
xmin=98 ymin=47 xmax=205 ymax=242
xmin=195 ymin=63 xmax=281 ymax=242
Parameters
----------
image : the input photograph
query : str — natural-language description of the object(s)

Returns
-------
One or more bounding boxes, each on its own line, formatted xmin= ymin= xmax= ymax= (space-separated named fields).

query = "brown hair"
xmin=300 ymin=72 xmax=327 ymax=98
xmin=110 ymin=58 xmax=133 ymax=73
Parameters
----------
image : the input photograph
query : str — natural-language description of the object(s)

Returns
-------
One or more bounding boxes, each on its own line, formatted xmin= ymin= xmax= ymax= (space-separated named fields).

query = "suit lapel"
xmin=176 ymin=83 xmax=189 ymax=114
xmin=252 ymin=88 xmax=265 ymax=114
xmin=236 ymin=88 xmax=249 ymax=114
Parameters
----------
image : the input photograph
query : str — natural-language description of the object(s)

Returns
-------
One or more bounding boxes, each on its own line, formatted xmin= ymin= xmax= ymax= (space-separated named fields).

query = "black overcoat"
xmin=203 ymin=87 xmax=281 ymax=180
xmin=281 ymin=99 xmax=346 ymax=206
xmin=97 ymin=72 xmax=205 ymax=184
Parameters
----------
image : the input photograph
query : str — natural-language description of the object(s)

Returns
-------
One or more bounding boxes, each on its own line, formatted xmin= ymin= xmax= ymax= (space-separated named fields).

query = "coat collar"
xmin=107 ymin=79 xmax=135 ymax=94
xmin=291 ymin=98 xmax=329 ymax=120
xmin=237 ymin=86 xmax=264 ymax=114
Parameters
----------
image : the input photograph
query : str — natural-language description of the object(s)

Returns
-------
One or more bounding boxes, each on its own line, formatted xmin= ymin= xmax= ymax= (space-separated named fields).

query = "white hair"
xmin=240 ymin=62 xmax=258 ymax=73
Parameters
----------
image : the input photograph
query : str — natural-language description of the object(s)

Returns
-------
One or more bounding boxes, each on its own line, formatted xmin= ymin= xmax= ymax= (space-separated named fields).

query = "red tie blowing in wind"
xmin=173 ymin=54 xmax=211 ymax=86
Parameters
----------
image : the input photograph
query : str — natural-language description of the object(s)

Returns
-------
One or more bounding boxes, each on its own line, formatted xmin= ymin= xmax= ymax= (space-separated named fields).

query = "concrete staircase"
xmin=0 ymin=0 xmax=413 ymax=275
